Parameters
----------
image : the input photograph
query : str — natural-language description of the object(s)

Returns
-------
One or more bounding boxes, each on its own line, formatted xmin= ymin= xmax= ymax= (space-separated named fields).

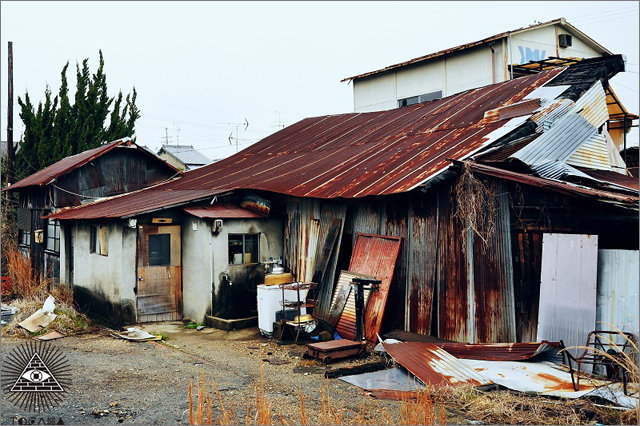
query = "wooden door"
xmin=136 ymin=225 xmax=182 ymax=322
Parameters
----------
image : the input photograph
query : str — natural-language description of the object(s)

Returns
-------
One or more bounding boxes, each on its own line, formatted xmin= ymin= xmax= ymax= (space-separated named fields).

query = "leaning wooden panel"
xmin=348 ymin=233 xmax=402 ymax=342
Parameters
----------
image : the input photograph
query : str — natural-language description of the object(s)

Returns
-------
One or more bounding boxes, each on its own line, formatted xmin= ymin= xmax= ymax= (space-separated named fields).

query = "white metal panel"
xmin=537 ymin=234 xmax=598 ymax=359
xmin=596 ymin=250 xmax=640 ymax=334
xmin=353 ymin=72 xmax=397 ymax=113
xmin=395 ymin=58 xmax=444 ymax=100
xmin=444 ymin=47 xmax=493 ymax=96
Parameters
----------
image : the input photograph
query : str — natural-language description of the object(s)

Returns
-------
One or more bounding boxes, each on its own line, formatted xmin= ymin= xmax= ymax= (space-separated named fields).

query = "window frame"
xmin=90 ymin=225 xmax=109 ymax=256
xmin=45 ymin=219 xmax=60 ymax=254
xmin=228 ymin=233 xmax=260 ymax=265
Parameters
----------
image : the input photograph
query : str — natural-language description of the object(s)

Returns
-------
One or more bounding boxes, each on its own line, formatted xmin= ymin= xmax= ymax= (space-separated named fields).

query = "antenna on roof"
xmin=161 ymin=127 xmax=173 ymax=145
xmin=227 ymin=119 xmax=250 ymax=153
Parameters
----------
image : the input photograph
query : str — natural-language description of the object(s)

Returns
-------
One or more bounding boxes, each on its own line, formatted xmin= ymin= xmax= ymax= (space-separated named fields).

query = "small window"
xmin=90 ymin=225 xmax=109 ymax=256
xmin=228 ymin=233 xmax=259 ymax=265
xmin=18 ymin=229 xmax=31 ymax=246
xmin=148 ymin=234 xmax=171 ymax=266
xmin=46 ymin=219 xmax=60 ymax=253
xmin=398 ymin=90 xmax=442 ymax=108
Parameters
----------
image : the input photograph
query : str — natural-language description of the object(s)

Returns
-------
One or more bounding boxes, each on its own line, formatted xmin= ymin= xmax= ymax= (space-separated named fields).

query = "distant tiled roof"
xmin=158 ymin=145 xmax=211 ymax=168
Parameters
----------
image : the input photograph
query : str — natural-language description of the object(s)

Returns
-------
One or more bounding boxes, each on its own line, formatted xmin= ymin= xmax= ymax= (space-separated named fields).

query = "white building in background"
xmin=343 ymin=18 xmax=611 ymax=113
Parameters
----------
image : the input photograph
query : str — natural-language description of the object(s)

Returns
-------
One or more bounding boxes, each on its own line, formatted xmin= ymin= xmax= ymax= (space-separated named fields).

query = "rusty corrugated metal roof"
xmin=435 ymin=342 xmax=560 ymax=361
xmin=465 ymin=161 xmax=639 ymax=207
xmin=183 ymin=204 xmax=265 ymax=219
xmin=382 ymin=341 xmax=493 ymax=387
xmin=47 ymin=70 xmax=562 ymax=220
xmin=341 ymin=18 xmax=610 ymax=82
xmin=7 ymin=138 xmax=180 ymax=191
xmin=575 ymin=167 xmax=639 ymax=191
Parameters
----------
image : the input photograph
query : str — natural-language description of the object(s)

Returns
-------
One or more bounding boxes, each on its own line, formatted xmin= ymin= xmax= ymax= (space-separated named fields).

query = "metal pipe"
xmin=623 ymin=113 xmax=628 ymax=167
xmin=508 ymin=33 xmax=514 ymax=80
xmin=209 ymin=224 xmax=214 ymax=316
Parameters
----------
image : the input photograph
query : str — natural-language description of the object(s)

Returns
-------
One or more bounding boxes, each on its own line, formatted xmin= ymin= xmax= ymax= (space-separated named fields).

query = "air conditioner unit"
xmin=558 ymin=34 xmax=572 ymax=48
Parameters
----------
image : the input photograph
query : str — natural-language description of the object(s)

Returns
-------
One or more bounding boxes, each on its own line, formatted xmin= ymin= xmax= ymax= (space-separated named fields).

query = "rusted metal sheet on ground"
xmin=305 ymin=339 xmax=363 ymax=363
xmin=472 ymin=182 xmax=516 ymax=343
xmin=463 ymin=359 xmax=639 ymax=408
xmin=328 ymin=270 xmax=374 ymax=337
xmin=435 ymin=342 xmax=558 ymax=361
xmin=537 ymin=234 xmax=598 ymax=361
xmin=48 ymin=71 xmax=562 ymax=220
xmin=382 ymin=341 xmax=493 ymax=387
xmin=349 ymin=233 xmax=402 ymax=342
xmin=407 ymin=191 xmax=438 ymax=335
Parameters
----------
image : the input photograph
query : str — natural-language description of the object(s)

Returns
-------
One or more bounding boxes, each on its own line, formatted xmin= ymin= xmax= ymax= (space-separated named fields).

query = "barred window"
xmin=46 ymin=219 xmax=60 ymax=253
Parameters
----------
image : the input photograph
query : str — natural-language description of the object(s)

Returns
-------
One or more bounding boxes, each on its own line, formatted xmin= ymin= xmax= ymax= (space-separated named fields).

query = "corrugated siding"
xmin=537 ymin=234 xmax=598 ymax=360
xmin=437 ymin=187 xmax=469 ymax=342
xmin=596 ymin=249 xmax=640 ymax=334
xmin=284 ymin=199 xmax=321 ymax=282
xmin=573 ymin=80 xmax=608 ymax=128
xmin=566 ymin=133 xmax=611 ymax=170
xmin=472 ymin=183 xmax=516 ymax=342
xmin=512 ymin=231 xmax=543 ymax=342
xmin=407 ymin=191 xmax=439 ymax=335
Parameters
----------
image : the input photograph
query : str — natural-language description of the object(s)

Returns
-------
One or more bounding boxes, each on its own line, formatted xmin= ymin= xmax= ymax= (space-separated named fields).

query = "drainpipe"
xmin=623 ymin=113 xmax=628 ymax=167
xmin=508 ymin=32 xmax=514 ymax=80
xmin=209 ymin=226 xmax=214 ymax=316
xmin=490 ymin=43 xmax=496 ymax=84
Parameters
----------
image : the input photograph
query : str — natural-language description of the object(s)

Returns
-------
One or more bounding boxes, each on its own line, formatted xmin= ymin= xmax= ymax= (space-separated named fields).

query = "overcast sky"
xmin=1 ymin=1 xmax=638 ymax=162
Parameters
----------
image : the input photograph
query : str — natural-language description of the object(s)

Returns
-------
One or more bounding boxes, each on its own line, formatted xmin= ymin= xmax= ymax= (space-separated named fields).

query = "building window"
xmin=18 ymin=229 xmax=31 ymax=247
xmin=46 ymin=219 xmax=60 ymax=253
xmin=90 ymin=225 xmax=109 ymax=256
xmin=398 ymin=90 xmax=443 ymax=107
xmin=148 ymin=234 xmax=171 ymax=266
xmin=228 ymin=233 xmax=259 ymax=265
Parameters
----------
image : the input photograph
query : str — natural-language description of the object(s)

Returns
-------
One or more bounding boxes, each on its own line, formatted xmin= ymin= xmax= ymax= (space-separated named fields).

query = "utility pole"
xmin=6 ymin=41 xmax=14 ymax=188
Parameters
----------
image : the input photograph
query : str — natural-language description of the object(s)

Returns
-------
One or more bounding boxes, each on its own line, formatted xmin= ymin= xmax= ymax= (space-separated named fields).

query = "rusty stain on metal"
xmin=329 ymin=271 xmax=375 ymax=339
xmin=183 ymin=204 xmax=265 ymax=219
xmin=435 ymin=342 xmax=560 ymax=361
xmin=8 ymin=138 xmax=179 ymax=191
xmin=349 ymin=233 xmax=402 ymax=343
xmin=482 ymin=98 xmax=541 ymax=123
xmin=47 ymin=70 xmax=562 ymax=220
xmin=382 ymin=341 xmax=493 ymax=387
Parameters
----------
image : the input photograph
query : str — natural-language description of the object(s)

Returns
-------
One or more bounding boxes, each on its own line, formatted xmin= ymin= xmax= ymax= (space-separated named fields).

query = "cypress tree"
xmin=15 ymin=51 xmax=139 ymax=180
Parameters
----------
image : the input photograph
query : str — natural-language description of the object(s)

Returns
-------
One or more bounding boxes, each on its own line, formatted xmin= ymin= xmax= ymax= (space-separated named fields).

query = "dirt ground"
xmin=1 ymin=322 xmax=405 ymax=425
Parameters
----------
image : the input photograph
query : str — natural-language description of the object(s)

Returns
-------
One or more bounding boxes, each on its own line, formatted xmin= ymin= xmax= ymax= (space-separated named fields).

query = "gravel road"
xmin=1 ymin=322 xmax=399 ymax=425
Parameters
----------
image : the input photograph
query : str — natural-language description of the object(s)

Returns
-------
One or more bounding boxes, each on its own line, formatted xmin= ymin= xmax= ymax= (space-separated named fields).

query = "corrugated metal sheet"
xmin=183 ymin=204 xmax=265 ymax=219
xmin=530 ymin=98 xmax=575 ymax=132
xmin=340 ymin=367 xmax=425 ymax=392
xmin=537 ymin=234 xmax=598 ymax=361
xmin=9 ymin=139 xmax=129 ymax=190
xmin=566 ymin=133 xmax=610 ymax=170
xmin=577 ymin=168 xmax=639 ymax=191
xmin=349 ymin=233 xmax=402 ymax=343
xmin=382 ymin=341 xmax=493 ymax=387
xmin=48 ymin=70 xmax=563 ymax=220
xmin=529 ymin=161 xmax=592 ymax=180
xmin=572 ymin=80 xmax=609 ymax=128
xmin=472 ymin=182 xmax=516 ymax=343
xmin=482 ymin=98 xmax=541 ymax=123
xmin=467 ymin=161 xmax=639 ymax=207
xmin=327 ymin=270 xmax=374 ymax=339
xmin=436 ymin=342 xmax=557 ymax=361
xmin=511 ymin=114 xmax=598 ymax=166
xmin=159 ymin=144 xmax=211 ymax=167
xmin=284 ymin=199 xmax=321 ymax=282
xmin=596 ymin=249 xmax=640 ymax=333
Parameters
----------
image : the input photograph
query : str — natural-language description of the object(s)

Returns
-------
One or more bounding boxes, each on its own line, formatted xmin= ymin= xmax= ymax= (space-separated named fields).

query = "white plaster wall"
xmin=395 ymin=58 xmax=445 ymax=99
xmin=72 ymin=222 xmax=135 ymax=304
xmin=510 ymin=25 xmax=602 ymax=66
xmin=444 ymin=46 xmax=494 ymax=96
xmin=353 ymin=72 xmax=397 ymax=112
xmin=181 ymin=216 xmax=284 ymax=323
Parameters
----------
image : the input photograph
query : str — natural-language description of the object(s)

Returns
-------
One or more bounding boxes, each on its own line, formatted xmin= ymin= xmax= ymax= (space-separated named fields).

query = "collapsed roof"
xmin=48 ymin=55 xmax=637 ymax=220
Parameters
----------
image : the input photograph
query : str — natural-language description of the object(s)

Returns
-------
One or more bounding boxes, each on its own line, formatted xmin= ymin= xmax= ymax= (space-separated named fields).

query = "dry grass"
xmin=1 ymin=242 xmax=91 ymax=337
xmin=187 ymin=347 xmax=637 ymax=425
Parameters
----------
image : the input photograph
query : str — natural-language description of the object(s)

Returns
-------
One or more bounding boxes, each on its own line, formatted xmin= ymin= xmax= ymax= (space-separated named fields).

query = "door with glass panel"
xmin=136 ymin=225 xmax=182 ymax=322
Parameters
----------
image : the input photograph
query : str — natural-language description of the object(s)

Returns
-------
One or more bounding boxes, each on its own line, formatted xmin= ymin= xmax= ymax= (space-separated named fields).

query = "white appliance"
xmin=257 ymin=284 xmax=308 ymax=337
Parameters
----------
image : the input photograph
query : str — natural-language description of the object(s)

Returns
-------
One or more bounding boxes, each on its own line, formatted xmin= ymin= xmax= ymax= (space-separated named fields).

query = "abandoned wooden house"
xmin=4 ymin=138 xmax=179 ymax=280
xmin=47 ymin=55 xmax=638 ymax=346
